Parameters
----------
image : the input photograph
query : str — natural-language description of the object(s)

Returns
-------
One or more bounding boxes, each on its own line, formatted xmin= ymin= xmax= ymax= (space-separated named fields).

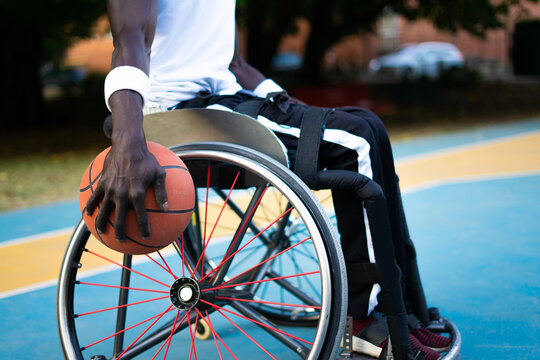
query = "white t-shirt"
xmin=147 ymin=0 xmax=242 ymax=109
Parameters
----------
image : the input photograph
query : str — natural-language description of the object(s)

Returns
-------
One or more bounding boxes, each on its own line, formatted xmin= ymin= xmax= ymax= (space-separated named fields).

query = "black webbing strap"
xmin=345 ymin=262 xmax=381 ymax=286
xmin=234 ymin=98 xmax=266 ymax=119
xmin=294 ymin=107 xmax=331 ymax=188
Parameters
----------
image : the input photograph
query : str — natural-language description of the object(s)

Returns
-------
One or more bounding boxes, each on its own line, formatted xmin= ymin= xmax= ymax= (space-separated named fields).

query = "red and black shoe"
xmin=411 ymin=327 xmax=451 ymax=353
xmin=409 ymin=333 xmax=442 ymax=360
xmin=407 ymin=313 xmax=451 ymax=353
xmin=348 ymin=315 xmax=444 ymax=360
xmin=349 ymin=315 xmax=387 ymax=358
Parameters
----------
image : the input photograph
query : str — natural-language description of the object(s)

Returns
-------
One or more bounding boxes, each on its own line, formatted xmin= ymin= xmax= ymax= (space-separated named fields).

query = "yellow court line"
xmin=1 ymin=130 xmax=540 ymax=294
xmin=395 ymin=131 xmax=540 ymax=190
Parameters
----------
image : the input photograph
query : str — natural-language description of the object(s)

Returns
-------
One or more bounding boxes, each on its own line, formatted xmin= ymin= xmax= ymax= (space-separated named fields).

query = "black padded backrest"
xmin=143 ymin=108 xmax=289 ymax=167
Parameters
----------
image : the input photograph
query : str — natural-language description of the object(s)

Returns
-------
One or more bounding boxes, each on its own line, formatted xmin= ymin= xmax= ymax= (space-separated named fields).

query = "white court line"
xmin=0 ymin=233 xmax=234 ymax=300
xmin=395 ymin=129 xmax=540 ymax=166
xmin=0 ymin=227 xmax=74 ymax=249
xmin=402 ymin=170 xmax=540 ymax=195
xmin=0 ymin=247 xmax=174 ymax=300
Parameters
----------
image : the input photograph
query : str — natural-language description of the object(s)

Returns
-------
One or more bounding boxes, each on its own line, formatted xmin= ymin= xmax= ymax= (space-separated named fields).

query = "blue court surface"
xmin=1 ymin=117 xmax=539 ymax=359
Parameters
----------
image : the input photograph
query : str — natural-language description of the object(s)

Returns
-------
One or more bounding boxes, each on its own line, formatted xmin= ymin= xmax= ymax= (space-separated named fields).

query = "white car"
xmin=369 ymin=42 xmax=465 ymax=78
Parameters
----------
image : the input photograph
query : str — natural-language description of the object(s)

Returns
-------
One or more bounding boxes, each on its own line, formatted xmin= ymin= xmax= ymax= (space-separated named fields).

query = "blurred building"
xmin=63 ymin=17 xmax=112 ymax=74
xmin=64 ymin=3 xmax=540 ymax=77
xmin=324 ymin=2 xmax=540 ymax=76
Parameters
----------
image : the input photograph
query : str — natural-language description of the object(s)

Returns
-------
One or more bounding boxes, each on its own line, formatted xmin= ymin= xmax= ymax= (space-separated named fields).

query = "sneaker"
xmin=350 ymin=316 xmax=387 ymax=358
xmin=409 ymin=333 xmax=441 ymax=360
xmin=350 ymin=316 xmax=442 ymax=360
xmin=411 ymin=327 xmax=451 ymax=352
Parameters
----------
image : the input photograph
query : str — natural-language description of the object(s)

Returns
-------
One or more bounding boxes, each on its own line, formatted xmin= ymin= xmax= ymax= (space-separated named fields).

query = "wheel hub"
xmin=169 ymin=277 xmax=201 ymax=310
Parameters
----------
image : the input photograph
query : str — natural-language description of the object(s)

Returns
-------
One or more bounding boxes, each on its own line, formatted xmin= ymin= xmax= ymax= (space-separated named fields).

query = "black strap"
xmin=345 ymin=262 xmax=381 ymax=285
xmin=234 ymin=98 xmax=266 ymax=119
xmin=234 ymin=91 xmax=291 ymax=118
xmin=357 ymin=318 xmax=389 ymax=346
xmin=294 ymin=107 xmax=331 ymax=188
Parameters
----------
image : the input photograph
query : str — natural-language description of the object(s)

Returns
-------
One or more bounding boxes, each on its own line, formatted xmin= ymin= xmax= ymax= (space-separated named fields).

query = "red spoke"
xmin=77 ymin=281 xmax=169 ymax=294
xmin=151 ymin=309 xmax=180 ymax=360
xmin=200 ymin=299 xmax=313 ymax=346
xmin=152 ymin=310 xmax=179 ymax=360
xmin=208 ymin=271 xmax=320 ymax=292
xmin=146 ymin=253 xmax=176 ymax=280
xmin=208 ymin=185 xmax=269 ymax=283
xmin=197 ymin=166 xmax=211 ymax=278
xmin=75 ymin=296 xmax=169 ymax=317
xmin=84 ymin=248 xmax=169 ymax=288
xmin=150 ymin=311 xmax=189 ymax=360
xmin=175 ymin=235 xmax=186 ymax=277
xmin=194 ymin=309 xmax=224 ymax=360
xmin=158 ymin=250 xmax=175 ymax=276
xmin=202 ymin=309 xmax=238 ymax=360
xmin=116 ymin=305 xmax=174 ymax=360
xmin=210 ymin=302 xmax=277 ymax=360
xmin=194 ymin=170 xmax=240 ymax=277
xmin=201 ymin=206 xmax=293 ymax=283
xmin=214 ymin=296 xmax=321 ymax=310
xmin=187 ymin=311 xmax=199 ymax=360
xmin=81 ymin=307 xmax=176 ymax=350
xmin=210 ymin=236 xmax=311 ymax=288
xmin=181 ymin=235 xmax=185 ymax=277
xmin=190 ymin=311 xmax=202 ymax=360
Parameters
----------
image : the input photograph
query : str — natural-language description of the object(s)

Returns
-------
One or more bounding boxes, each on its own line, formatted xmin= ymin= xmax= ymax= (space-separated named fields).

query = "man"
xmin=86 ymin=1 xmax=450 ymax=359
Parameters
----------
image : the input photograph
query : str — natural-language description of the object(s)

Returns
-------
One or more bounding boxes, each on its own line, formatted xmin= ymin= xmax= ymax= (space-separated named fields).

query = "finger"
xmin=114 ymin=196 xmax=128 ymax=242
xmin=153 ymin=171 xmax=168 ymax=211
xmin=85 ymin=184 xmax=105 ymax=216
xmin=95 ymin=193 xmax=114 ymax=234
xmin=131 ymin=186 xmax=150 ymax=240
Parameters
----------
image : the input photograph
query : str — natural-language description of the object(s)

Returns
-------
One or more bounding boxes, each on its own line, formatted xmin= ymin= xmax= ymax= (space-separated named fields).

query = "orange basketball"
xmin=79 ymin=141 xmax=195 ymax=255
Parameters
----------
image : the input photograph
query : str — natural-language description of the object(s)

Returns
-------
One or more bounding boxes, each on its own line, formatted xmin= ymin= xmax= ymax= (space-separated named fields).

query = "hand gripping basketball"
xmin=79 ymin=141 xmax=195 ymax=255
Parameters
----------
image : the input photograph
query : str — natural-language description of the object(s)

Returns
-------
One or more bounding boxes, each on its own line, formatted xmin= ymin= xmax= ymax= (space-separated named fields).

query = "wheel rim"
xmin=58 ymin=147 xmax=340 ymax=360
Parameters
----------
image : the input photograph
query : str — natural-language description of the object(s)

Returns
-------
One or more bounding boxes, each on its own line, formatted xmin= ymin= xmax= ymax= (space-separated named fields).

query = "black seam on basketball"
xmin=80 ymin=170 xmax=102 ymax=192
xmin=145 ymin=207 xmax=194 ymax=214
xmin=88 ymin=160 xmax=96 ymax=194
xmin=105 ymin=218 xmax=164 ymax=249
xmin=161 ymin=165 xmax=189 ymax=171
xmin=94 ymin=216 xmax=112 ymax=249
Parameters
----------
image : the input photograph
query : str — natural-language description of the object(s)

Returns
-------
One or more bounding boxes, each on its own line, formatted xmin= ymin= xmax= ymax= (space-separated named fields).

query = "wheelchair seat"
xmin=143 ymin=108 xmax=288 ymax=167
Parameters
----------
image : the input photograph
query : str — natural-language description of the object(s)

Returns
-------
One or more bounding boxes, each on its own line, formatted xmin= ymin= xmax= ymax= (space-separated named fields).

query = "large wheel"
xmin=57 ymin=142 xmax=347 ymax=360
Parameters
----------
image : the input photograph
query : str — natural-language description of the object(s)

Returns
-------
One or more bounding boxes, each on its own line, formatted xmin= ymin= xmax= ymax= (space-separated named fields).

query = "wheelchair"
xmin=57 ymin=108 xmax=461 ymax=360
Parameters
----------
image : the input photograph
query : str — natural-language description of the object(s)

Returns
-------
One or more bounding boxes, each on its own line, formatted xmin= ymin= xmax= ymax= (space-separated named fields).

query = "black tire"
xmin=57 ymin=142 xmax=347 ymax=360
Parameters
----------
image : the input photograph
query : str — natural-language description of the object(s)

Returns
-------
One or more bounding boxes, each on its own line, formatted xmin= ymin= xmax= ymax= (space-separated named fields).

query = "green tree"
xmin=237 ymin=0 xmax=539 ymax=81
xmin=0 ymin=0 xmax=106 ymax=127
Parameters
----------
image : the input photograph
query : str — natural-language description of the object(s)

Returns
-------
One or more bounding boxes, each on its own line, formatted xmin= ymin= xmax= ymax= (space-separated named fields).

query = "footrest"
xmin=338 ymin=316 xmax=386 ymax=360
xmin=337 ymin=353 xmax=381 ymax=360
xmin=337 ymin=315 xmax=462 ymax=360
xmin=438 ymin=317 xmax=462 ymax=360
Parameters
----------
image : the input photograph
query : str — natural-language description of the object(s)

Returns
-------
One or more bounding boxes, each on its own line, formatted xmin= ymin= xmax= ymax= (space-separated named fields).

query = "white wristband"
xmin=104 ymin=66 xmax=150 ymax=111
xmin=253 ymin=79 xmax=284 ymax=98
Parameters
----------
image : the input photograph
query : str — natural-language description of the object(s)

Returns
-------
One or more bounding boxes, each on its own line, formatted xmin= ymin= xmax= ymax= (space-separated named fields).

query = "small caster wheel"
xmin=193 ymin=318 xmax=212 ymax=340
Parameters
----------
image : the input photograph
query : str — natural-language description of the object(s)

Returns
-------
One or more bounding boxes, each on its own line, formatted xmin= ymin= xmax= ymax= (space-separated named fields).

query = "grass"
xmin=0 ymin=149 xmax=101 ymax=212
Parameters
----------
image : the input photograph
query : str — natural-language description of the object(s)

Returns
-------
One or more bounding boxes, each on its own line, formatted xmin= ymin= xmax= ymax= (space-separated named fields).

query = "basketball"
xmin=78 ymin=141 xmax=195 ymax=255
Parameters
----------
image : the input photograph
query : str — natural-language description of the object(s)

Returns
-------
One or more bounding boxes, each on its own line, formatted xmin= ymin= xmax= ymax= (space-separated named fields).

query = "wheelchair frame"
xmin=57 ymin=109 xmax=461 ymax=360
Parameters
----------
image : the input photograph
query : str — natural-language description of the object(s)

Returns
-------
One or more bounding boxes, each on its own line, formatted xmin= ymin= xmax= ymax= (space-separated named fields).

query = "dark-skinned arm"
xmin=86 ymin=0 xmax=168 ymax=242
xmin=228 ymin=28 xmax=306 ymax=104
xmin=228 ymin=28 xmax=266 ymax=90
